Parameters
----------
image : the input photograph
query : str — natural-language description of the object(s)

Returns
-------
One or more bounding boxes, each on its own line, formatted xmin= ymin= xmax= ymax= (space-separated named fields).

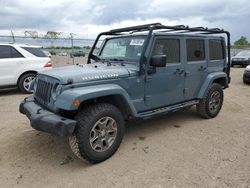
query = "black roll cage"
xmin=87 ymin=23 xmax=231 ymax=79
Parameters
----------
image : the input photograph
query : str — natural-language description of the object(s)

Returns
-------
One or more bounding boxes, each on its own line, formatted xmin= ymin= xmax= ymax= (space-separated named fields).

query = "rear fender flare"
xmin=197 ymin=72 xmax=228 ymax=98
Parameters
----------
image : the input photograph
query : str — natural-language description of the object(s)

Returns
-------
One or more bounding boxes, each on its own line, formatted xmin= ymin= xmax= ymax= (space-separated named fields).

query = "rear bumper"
xmin=19 ymin=96 xmax=76 ymax=137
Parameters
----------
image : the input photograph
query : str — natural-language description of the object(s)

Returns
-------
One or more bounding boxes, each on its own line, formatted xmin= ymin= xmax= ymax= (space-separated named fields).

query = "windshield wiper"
xmin=109 ymin=58 xmax=124 ymax=62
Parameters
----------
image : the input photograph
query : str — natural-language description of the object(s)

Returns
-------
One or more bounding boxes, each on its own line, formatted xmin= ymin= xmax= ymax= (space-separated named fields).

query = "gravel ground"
xmin=0 ymin=67 xmax=249 ymax=188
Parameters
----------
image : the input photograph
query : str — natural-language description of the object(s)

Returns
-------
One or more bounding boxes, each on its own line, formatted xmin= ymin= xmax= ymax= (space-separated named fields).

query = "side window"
xmin=187 ymin=39 xmax=205 ymax=62
xmin=0 ymin=46 xmax=12 ymax=59
xmin=21 ymin=47 xmax=45 ymax=57
xmin=152 ymin=38 xmax=180 ymax=64
xmin=11 ymin=47 xmax=24 ymax=58
xmin=0 ymin=46 xmax=24 ymax=59
xmin=209 ymin=40 xmax=224 ymax=60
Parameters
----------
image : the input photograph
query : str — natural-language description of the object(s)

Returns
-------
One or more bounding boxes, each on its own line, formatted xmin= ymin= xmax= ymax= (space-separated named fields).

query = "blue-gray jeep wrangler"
xmin=20 ymin=23 xmax=231 ymax=163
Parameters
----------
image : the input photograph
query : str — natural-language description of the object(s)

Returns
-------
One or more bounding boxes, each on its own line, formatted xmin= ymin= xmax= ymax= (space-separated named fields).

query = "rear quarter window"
xmin=209 ymin=40 xmax=224 ymax=60
xmin=21 ymin=47 xmax=47 ymax=57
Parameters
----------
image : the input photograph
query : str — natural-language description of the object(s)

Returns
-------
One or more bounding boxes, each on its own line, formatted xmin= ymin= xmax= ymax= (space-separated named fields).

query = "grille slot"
xmin=35 ymin=79 xmax=53 ymax=105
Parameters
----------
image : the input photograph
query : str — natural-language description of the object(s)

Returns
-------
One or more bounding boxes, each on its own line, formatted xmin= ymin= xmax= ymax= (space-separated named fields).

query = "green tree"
xmin=234 ymin=36 xmax=248 ymax=46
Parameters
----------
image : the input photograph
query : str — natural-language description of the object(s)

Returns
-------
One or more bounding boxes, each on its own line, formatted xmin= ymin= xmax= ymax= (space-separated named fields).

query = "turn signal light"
xmin=73 ymin=100 xmax=80 ymax=107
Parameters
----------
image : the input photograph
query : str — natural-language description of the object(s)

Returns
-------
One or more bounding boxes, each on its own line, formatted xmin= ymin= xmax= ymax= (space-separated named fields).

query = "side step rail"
xmin=138 ymin=100 xmax=199 ymax=118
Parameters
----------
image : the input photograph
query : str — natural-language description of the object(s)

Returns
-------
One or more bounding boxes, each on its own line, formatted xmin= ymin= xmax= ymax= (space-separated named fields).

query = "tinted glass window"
xmin=21 ymin=47 xmax=47 ymax=57
xmin=0 ymin=46 xmax=24 ymax=59
xmin=11 ymin=47 xmax=23 ymax=58
xmin=187 ymin=39 xmax=205 ymax=61
xmin=0 ymin=46 xmax=12 ymax=58
xmin=152 ymin=39 xmax=180 ymax=63
xmin=209 ymin=40 xmax=224 ymax=60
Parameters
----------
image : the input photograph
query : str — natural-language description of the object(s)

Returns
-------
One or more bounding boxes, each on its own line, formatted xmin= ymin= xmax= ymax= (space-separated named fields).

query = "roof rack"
xmin=88 ymin=23 xmax=231 ymax=79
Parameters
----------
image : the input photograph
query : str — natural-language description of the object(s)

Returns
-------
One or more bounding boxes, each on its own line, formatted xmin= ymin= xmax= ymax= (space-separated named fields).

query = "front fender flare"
xmin=197 ymin=72 xmax=228 ymax=98
xmin=55 ymin=84 xmax=137 ymax=115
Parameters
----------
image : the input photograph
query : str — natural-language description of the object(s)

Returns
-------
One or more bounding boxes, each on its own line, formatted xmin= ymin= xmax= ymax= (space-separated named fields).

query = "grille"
xmin=35 ymin=79 xmax=53 ymax=105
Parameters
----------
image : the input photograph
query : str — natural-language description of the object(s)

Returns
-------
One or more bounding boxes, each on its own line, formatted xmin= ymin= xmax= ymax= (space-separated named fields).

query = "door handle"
xmin=198 ymin=66 xmax=207 ymax=71
xmin=174 ymin=68 xmax=185 ymax=75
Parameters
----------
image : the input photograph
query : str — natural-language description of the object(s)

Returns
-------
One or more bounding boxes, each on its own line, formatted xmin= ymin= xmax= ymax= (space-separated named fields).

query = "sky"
xmin=0 ymin=0 xmax=250 ymax=42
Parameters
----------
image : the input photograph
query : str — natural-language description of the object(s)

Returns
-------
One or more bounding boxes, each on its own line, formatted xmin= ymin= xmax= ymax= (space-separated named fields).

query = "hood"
xmin=39 ymin=62 xmax=136 ymax=84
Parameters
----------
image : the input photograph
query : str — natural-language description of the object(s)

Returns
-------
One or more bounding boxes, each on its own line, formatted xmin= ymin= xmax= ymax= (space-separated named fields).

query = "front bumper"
xmin=19 ymin=96 xmax=76 ymax=137
xmin=243 ymin=71 xmax=250 ymax=83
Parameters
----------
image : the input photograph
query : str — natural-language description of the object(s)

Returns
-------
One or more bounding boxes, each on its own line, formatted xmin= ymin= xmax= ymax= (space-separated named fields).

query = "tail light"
xmin=44 ymin=60 xmax=53 ymax=68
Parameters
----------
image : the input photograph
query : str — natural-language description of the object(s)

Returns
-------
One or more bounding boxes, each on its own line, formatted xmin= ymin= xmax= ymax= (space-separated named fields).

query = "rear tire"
xmin=18 ymin=73 xmax=36 ymax=94
xmin=196 ymin=83 xmax=224 ymax=119
xmin=69 ymin=103 xmax=125 ymax=163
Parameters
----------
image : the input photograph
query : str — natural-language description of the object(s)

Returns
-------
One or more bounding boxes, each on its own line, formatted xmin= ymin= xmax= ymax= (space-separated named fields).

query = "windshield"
xmin=237 ymin=51 xmax=250 ymax=57
xmin=99 ymin=36 xmax=146 ymax=63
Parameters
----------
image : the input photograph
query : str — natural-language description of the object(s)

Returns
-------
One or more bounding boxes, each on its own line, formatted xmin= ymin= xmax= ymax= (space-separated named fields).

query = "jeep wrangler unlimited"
xmin=20 ymin=23 xmax=231 ymax=163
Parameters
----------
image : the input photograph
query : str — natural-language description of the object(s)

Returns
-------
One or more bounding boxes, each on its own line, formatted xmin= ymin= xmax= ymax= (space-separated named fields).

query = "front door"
xmin=145 ymin=37 xmax=185 ymax=109
xmin=184 ymin=38 xmax=207 ymax=100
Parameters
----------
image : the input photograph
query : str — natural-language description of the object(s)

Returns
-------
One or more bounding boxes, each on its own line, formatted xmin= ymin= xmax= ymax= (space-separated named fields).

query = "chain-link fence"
xmin=0 ymin=35 xmax=97 ymax=66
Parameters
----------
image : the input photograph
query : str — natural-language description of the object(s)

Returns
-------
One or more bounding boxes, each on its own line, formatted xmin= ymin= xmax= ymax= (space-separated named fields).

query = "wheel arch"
xmin=78 ymin=94 xmax=133 ymax=120
xmin=197 ymin=72 xmax=228 ymax=99
xmin=16 ymin=70 xmax=37 ymax=85
xmin=55 ymin=84 xmax=138 ymax=118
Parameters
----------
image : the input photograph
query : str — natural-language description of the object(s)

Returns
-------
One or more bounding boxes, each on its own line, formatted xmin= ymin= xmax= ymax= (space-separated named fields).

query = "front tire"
xmin=196 ymin=83 xmax=224 ymax=119
xmin=69 ymin=103 xmax=125 ymax=163
xmin=18 ymin=73 xmax=36 ymax=94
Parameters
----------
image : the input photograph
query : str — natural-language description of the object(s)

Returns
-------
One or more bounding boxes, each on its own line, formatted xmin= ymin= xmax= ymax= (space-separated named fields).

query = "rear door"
xmin=0 ymin=45 xmax=25 ymax=86
xmin=184 ymin=38 xmax=207 ymax=100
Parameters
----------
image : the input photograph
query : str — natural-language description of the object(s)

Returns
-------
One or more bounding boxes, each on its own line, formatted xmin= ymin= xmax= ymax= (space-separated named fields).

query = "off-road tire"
xmin=70 ymin=103 xmax=125 ymax=164
xmin=196 ymin=83 xmax=224 ymax=119
xmin=18 ymin=73 xmax=36 ymax=94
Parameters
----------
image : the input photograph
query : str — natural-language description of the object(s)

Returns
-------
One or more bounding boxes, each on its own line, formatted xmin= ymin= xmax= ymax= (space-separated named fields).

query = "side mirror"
xmin=150 ymin=55 xmax=167 ymax=67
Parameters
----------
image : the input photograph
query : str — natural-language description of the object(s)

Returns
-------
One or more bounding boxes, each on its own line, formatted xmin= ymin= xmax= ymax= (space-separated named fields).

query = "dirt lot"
xmin=0 ymin=67 xmax=249 ymax=188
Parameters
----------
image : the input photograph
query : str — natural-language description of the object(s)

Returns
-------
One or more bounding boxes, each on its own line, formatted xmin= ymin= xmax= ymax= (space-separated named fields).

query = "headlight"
xmin=52 ymin=84 xmax=62 ymax=100
xmin=246 ymin=65 xmax=250 ymax=71
xmin=33 ymin=81 xmax=37 ymax=92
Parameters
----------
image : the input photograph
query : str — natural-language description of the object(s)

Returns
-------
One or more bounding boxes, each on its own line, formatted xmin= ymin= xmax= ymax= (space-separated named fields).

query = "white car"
xmin=0 ymin=43 xmax=52 ymax=93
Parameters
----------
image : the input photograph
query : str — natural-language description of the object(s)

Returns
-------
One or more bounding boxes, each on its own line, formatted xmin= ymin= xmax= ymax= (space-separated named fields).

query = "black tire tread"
xmin=18 ymin=73 xmax=36 ymax=94
xmin=74 ymin=103 xmax=124 ymax=163
xmin=196 ymin=83 xmax=223 ymax=119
